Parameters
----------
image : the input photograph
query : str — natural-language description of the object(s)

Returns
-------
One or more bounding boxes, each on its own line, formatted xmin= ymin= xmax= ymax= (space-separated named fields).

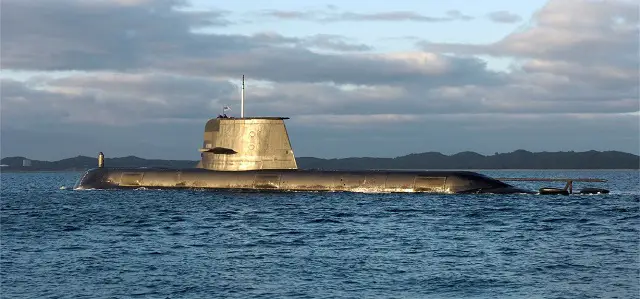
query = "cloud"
xmin=326 ymin=10 xmax=474 ymax=22
xmin=1 ymin=74 xmax=235 ymax=127
xmin=262 ymin=10 xmax=314 ymax=20
xmin=259 ymin=9 xmax=474 ymax=22
xmin=1 ymin=0 xmax=490 ymax=86
xmin=300 ymin=34 xmax=372 ymax=52
xmin=0 ymin=0 xmax=638 ymax=159
xmin=487 ymin=11 xmax=522 ymax=23
xmin=3 ymin=68 xmax=636 ymax=133
xmin=421 ymin=0 xmax=638 ymax=67
xmin=158 ymin=50 xmax=505 ymax=86
xmin=0 ymin=0 xmax=234 ymax=71
xmin=419 ymin=0 xmax=639 ymax=112
xmin=250 ymin=32 xmax=372 ymax=52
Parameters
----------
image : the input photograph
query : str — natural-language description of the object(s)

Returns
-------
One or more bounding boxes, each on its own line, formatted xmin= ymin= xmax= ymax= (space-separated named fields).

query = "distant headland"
xmin=1 ymin=150 xmax=638 ymax=171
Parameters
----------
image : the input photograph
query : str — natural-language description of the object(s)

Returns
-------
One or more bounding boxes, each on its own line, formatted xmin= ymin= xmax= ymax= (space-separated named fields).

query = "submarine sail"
xmin=197 ymin=117 xmax=297 ymax=171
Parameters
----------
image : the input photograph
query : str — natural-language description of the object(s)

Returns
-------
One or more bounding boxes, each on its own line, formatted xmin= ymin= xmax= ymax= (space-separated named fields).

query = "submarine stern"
xmin=445 ymin=171 xmax=534 ymax=194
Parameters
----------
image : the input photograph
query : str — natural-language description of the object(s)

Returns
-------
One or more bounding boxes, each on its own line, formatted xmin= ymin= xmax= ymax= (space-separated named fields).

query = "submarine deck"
xmin=75 ymin=167 xmax=532 ymax=194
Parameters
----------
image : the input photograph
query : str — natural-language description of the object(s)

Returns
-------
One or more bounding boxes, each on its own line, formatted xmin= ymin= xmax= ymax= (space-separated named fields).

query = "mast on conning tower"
xmin=241 ymin=75 xmax=245 ymax=118
xmin=195 ymin=74 xmax=297 ymax=171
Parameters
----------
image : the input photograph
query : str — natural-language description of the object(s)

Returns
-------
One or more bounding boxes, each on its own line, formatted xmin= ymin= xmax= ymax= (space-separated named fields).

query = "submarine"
xmin=74 ymin=77 xmax=606 ymax=195
xmin=74 ymin=115 xmax=530 ymax=194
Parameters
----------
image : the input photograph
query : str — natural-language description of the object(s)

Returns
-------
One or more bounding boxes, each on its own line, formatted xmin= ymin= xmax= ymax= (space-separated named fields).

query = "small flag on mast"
xmin=221 ymin=105 xmax=232 ymax=118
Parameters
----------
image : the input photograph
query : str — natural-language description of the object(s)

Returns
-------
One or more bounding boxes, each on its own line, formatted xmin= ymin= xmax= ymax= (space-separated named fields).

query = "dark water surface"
xmin=2 ymin=170 xmax=638 ymax=298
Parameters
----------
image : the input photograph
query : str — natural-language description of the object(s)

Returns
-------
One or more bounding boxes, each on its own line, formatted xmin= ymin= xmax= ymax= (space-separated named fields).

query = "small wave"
xmin=273 ymin=230 xmax=304 ymax=236
xmin=308 ymin=218 xmax=341 ymax=224
xmin=169 ymin=286 xmax=199 ymax=296
xmin=171 ymin=216 xmax=186 ymax=222
xmin=604 ymin=207 xmax=637 ymax=213
xmin=59 ymin=245 xmax=88 ymax=251
xmin=130 ymin=290 xmax=161 ymax=297
xmin=62 ymin=225 xmax=81 ymax=232
xmin=487 ymin=207 xmax=517 ymax=212
xmin=538 ymin=262 xmax=600 ymax=271
xmin=433 ymin=250 xmax=485 ymax=258
xmin=608 ymin=190 xmax=640 ymax=196
xmin=243 ymin=239 xmax=306 ymax=247
xmin=484 ymin=219 xmax=507 ymax=226
xmin=541 ymin=217 xmax=567 ymax=223
xmin=532 ymin=225 xmax=554 ymax=231
xmin=334 ymin=228 xmax=350 ymax=234
xmin=385 ymin=208 xmax=422 ymax=213
xmin=122 ymin=232 xmax=142 ymax=237
xmin=332 ymin=212 xmax=355 ymax=217
xmin=618 ymin=214 xmax=639 ymax=221
xmin=465 ymin=211 xmax=484 ymax=217
xmin=577 ymin=231 xmax=608 ymax=238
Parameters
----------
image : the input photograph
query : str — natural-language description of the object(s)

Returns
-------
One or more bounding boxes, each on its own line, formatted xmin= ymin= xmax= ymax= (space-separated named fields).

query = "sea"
xmin=1 ymin=170 xmax=638 ymax=299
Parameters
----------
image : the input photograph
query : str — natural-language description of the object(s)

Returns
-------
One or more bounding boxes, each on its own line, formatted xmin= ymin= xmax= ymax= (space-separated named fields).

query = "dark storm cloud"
xmin=486 ymin=11 xmax=522 ymax=23
xmin=259 ymin=9 xmax=474 ymax=22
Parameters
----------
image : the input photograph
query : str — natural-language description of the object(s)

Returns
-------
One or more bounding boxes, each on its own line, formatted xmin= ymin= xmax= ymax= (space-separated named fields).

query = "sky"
xmin=1 ymin=0 xmax=639 ymax=161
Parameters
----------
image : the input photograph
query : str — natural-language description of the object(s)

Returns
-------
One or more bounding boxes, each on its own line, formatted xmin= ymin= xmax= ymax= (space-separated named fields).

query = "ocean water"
xmin=1 ymin=170 xmax=638 ymax=299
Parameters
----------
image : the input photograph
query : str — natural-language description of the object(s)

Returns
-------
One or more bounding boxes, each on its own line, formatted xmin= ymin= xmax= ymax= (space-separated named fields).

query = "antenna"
xmin=241 ymin=75 xmax=245 ymax=118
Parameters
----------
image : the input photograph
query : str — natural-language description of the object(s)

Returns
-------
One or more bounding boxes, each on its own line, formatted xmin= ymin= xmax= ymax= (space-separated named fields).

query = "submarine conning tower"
xmin=196 ymin=116 xmax=298 ymax=171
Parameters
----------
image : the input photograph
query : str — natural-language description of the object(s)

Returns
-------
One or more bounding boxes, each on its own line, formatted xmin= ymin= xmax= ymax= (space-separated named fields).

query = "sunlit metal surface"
xmin=198 ymin=118 xmax=297 ymax=171
xmin=74 ymin=168 xmax=533 ymax=194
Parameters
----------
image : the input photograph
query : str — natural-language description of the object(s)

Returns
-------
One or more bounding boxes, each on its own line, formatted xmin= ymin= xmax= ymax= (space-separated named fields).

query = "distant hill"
xmin=1 ymin=150 xmax=638 ymax=171
xmin=296 ymin=150 xmax=639 ymax=170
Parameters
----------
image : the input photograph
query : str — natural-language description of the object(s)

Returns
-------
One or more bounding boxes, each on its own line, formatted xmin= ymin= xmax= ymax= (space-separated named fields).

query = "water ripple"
xmin=1 ymin=170 xmax=638 ymax=299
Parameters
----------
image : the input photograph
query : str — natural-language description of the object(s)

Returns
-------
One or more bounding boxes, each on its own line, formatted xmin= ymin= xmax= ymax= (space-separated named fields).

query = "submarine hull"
xmin=74 ymin=167 xmax=533 ymax=194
